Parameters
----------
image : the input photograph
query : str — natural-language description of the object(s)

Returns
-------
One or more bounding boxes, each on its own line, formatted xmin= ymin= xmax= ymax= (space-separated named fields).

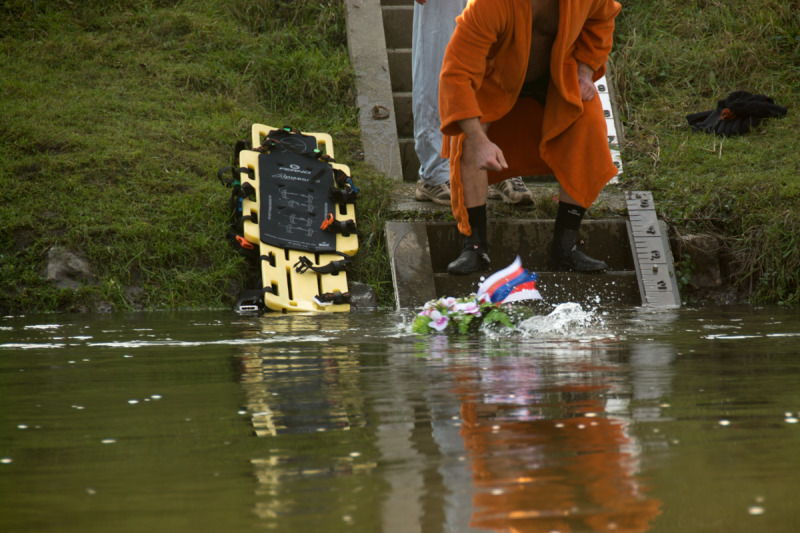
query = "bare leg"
xmin=460 ymin=123 xmax=491 ymax=208
xmin=447 ymin=123 xmax=492 ymax=275
xmin=558 ymin=185 xmax=579 ymax=206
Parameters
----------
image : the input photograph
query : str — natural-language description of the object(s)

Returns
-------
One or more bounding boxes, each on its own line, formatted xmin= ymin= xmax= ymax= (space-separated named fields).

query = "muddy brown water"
xmin=1 ymin=305 xmax=799 ymax=532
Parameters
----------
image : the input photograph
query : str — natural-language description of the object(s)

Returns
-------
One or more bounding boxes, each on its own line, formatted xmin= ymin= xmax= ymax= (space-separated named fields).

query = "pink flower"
xmin=428 ymin=310 xmax=450 ymax=332
xmin=455 ymin=301 xmax=481 ymax=316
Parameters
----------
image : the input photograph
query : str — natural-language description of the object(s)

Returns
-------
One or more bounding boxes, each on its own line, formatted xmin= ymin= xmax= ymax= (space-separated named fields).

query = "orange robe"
xmin=439 ymin=0 xmax=622 ymax=235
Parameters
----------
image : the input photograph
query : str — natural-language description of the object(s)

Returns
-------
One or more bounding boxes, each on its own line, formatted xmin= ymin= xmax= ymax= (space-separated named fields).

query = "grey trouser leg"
xmin=411 ymin=0 xmax=466 ymax=186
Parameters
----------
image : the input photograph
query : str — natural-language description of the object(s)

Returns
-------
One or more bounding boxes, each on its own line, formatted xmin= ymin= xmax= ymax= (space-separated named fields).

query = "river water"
xmin=1 ymin=304 xmax=799 ymax=533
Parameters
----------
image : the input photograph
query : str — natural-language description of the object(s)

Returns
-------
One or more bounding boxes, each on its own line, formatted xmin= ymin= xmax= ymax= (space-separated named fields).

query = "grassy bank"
xmin=0 ymin=0 xmax=393 ymax=312
xmin=1 ymin=0 xmax=798 ymax=313
xmin=612 ymin=0 xmax=799 ymax=303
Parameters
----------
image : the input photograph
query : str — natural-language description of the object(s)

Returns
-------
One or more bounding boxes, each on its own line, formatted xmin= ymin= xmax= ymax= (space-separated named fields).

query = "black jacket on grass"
xmin=687 ymin=91 xmax=787 ymax=136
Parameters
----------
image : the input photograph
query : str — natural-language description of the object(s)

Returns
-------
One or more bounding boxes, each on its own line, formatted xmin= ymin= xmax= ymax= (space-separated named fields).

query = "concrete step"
xmin=434 ymin=271 xmax=641 ymax=307
xmin=386 ymin=219 xmax=640 ymax=309
xmin=381 ymin=5 xmax=413 ymax=49
xmin=393 ymin=91 xmax=413 ymax=138
xmin=429 ymin=217 xmax=638 ymax=307
xmin=387 ymin=49 xmax=412 ymax=92
xmin=385 ymin=191 xmax=681 ymax=310
xmin=381 ymin=3 xmax=415 ymax=180
xmin=398 ymin=137 xmax=419 ymax=182
xmin=425 ymin=220 xmax=634 ymax=273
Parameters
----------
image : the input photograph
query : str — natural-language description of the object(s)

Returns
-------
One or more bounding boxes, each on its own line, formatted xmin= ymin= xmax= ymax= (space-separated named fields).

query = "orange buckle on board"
xmin=320 ymin=213 xmax=334 ymax=230
xmin=235 ymin=235 xmax=255 ymax=250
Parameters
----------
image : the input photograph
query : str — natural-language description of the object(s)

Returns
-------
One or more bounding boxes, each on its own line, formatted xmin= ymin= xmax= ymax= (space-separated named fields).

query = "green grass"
xmin=1 ymin=0 xmax=798 ymax=312
xmin=612 ymin=0 xmax=800 ymax=303
xmin=0 ymin=0 xmax=393 ymax=312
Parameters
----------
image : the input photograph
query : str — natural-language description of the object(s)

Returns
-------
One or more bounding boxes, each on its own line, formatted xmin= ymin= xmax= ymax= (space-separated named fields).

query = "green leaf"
xmin=412 ymin=317 xmax=432 ymax=335
xmin=484 ymin=308 xmax=514 ymax=329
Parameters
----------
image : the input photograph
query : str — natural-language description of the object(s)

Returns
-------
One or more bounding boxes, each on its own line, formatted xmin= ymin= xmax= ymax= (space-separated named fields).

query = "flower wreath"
xmin=411 ymin=293 xmax=513 ymax=335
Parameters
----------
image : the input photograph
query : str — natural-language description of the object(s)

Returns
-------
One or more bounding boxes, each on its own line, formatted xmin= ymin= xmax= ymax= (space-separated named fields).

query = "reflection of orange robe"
xmin=439 ymin=0 xmax=621 ymax=235
xmin=461 ymin=403 xmax=660 ymax=532
xmin=452 ymin=369 xmax=660 ymax=533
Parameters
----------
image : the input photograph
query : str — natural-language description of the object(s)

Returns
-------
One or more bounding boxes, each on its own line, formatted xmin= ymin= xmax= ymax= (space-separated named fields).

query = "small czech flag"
xmin=477 ymin=256 xmax=542 ymax=304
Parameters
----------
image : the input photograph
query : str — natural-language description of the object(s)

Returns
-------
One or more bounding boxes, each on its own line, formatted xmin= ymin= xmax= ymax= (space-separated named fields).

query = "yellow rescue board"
xmin=238 ymin=125 xmax=358 ymax=312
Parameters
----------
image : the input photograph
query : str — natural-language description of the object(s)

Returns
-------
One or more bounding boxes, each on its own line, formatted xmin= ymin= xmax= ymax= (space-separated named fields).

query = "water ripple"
xmin=0 ymin=336 xmax=331 ymax=350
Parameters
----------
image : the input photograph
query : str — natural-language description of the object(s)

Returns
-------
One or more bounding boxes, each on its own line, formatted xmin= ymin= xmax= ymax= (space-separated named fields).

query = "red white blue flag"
xmin=477 ymin=256 xmax=542 ymax=304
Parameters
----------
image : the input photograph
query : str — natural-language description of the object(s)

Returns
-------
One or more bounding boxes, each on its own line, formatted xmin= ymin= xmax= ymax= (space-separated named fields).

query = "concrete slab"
xmin=344 ymin=0 xmax=403 ymax=180
xmin=387 ymin=181 xmax=629 ymax=219
xmin=385 ymin=221 xmax=437 ymax=309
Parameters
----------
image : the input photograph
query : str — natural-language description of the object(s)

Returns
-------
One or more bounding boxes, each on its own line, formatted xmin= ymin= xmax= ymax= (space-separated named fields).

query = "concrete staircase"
xmin=386 ymin=219 xmax=640 ymax=310
xmin=344 ymin=0 xmax=680 ymax=310
xmin=380 ymin=0 xmax=417 ymax=181
xmin=385 ymin=192 xmax=680 ymax=310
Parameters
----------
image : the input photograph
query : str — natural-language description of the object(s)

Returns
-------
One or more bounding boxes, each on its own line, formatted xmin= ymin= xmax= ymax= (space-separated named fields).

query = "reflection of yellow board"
xmin=238 ymin=124 xmax=357 ymax=312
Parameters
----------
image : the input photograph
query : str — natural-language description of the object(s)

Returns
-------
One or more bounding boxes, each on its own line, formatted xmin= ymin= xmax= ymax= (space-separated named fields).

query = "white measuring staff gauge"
xmin=595 ymin=76 xmax=623 ymax=182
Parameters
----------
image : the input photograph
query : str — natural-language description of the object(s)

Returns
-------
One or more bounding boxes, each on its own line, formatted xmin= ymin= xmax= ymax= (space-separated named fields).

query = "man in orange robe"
xmin=439 ymin=0 xmax=621 ymax=274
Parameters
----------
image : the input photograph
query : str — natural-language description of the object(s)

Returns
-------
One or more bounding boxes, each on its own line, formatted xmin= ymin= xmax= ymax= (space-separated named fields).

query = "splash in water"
xmin=512 ymin=302 xmax=605 ymax=338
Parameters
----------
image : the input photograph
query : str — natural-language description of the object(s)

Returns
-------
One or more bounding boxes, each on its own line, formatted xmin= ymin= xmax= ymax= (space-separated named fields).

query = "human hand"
xmin=458 ymin=117 xmax=508 ymax=172
xmin=577 ymin=62 xmax=597 ymax=101
xmin=465 ymin=135 xmax=508 ymax=172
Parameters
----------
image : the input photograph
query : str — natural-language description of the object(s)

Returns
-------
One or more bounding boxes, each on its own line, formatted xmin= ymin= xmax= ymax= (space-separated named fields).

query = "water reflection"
xmin=231 ymin=309 xmax=668 ymax=532
xmin=3 ymin=307 xmax=800 ymax=533
xmin=236 ymin=315 xmax=380 ymax=527
xmin=425 ymin=337 xmax=662 ymax=532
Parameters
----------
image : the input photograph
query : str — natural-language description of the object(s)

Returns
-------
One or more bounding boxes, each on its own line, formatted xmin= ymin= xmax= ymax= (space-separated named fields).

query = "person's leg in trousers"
xmin=411 ymin=0 xmax=466 ymax=205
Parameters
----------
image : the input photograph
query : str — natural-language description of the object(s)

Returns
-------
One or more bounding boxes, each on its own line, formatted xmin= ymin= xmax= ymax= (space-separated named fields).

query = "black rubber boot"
xmin=447 ymin=239 xmax=490 ymax=275
xmin=550 ymin=228 xmax=608 ymax=272
xmin=447 ymin=205 xmax=490 ymax=275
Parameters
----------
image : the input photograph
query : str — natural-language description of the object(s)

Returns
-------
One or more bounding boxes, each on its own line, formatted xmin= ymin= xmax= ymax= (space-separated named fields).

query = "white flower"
xmin=455 ymin=300 xmax=481 ymax=316
xmin=441 ymin=297 xmax=458 ymax=310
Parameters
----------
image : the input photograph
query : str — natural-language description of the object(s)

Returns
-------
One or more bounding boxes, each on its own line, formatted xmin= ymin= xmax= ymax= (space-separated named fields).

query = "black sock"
xmin=554 ymin=201 xmax=586 ymax=235
xmin=466 ymin=204 xmax=488 ymax=248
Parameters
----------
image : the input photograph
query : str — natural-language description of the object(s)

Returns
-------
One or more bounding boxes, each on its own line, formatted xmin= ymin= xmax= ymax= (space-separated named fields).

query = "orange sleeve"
xmin=439 ymin=0 xmax=510 ymax=137
xmin=573 ymin=0 xmax=621 ymax=77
